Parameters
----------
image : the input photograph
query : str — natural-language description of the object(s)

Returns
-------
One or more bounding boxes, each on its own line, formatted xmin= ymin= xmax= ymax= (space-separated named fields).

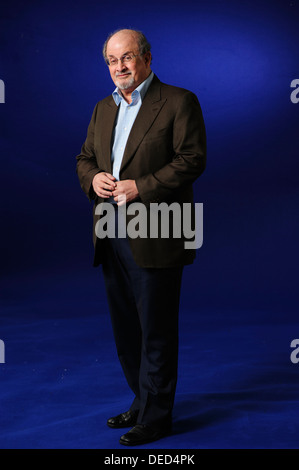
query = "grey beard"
xmin=115 ymin=74 xmax=135 ymax=90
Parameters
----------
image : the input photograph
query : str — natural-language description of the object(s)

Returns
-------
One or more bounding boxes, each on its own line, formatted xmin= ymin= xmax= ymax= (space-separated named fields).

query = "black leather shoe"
xmin=107 ymin=410 xmax=139 ymax=428
xmin=119 ymin=424 xmax=170 ymax=446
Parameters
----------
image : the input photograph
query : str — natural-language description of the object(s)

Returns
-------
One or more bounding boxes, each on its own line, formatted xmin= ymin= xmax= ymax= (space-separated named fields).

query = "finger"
xmin=98 ymin=175 xmax=115 ymax=186
xmin=117 ymin=199 xmax=126 ymax=207
xmin=95 ymin=184 xmax=113 ymax=193
xmin=95 ymin=179 xmax=114 ymax=190
xmin=96 ymin=188 xmax=113 ymax=197
xmin=105 ymin=173 xmax=117 ymax=182
xmin=102 ymin=173 xmax=116 ymax=181
xmin=117 ymin=194 xmax=127 ymax=205
xmin=94 ymin=189 xmax=108 ymax=197
xmin=102 ymin=181 xmax=115 ymax=190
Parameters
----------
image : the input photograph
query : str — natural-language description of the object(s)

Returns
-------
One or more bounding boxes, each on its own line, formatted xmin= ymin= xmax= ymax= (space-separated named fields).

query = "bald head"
xmin=103 ymin=29 xmax=151 ymax=63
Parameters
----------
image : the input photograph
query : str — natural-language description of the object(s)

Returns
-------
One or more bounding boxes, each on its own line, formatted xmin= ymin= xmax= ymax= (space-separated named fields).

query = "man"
xmin=76 ymin=28 xmax=206 ymax=446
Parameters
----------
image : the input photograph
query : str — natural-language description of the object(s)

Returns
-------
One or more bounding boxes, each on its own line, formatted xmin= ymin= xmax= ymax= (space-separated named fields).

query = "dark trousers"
xmin=101 ymin=208 xmax=183 ymax=430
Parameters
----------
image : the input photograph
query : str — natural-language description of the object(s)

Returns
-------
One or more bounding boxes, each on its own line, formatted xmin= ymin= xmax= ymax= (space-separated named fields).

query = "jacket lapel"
xmin=100 ymin=97 xmax=119 ymax=173
xmin=119 ymin=76 xmax=166 ymax=175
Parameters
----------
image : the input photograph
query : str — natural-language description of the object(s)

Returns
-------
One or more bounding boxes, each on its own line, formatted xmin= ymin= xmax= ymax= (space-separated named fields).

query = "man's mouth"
xmin=116 ymin=73 xmax=131 ymax=78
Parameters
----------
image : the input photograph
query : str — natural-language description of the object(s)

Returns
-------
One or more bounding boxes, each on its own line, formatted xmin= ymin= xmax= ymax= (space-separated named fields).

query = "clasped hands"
xmin=92 ymin=172 xmax=139 ymax=206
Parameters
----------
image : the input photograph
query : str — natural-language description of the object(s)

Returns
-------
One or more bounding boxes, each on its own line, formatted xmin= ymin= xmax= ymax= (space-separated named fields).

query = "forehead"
xmin=106 ymin=32 xmax=139 ymax=56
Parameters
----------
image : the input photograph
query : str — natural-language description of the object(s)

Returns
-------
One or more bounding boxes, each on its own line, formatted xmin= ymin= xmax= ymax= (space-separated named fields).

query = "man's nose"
xmin=116 ymin=60 xmax=127 ymax=72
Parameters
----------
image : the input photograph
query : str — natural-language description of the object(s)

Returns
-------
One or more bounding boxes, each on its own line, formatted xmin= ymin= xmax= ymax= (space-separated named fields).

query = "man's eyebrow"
xmin=107 ymin=51 xmax=134 ymax=57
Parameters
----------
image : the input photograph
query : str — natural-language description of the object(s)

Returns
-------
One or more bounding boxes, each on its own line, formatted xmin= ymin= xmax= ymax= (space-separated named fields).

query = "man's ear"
xmin=144 ymin=51 xmax=152 ymax=66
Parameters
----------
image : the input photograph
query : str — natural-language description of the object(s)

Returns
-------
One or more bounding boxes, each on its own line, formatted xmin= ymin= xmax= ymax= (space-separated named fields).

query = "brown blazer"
xmin=76 ymin=74 xmax=206 ymax=268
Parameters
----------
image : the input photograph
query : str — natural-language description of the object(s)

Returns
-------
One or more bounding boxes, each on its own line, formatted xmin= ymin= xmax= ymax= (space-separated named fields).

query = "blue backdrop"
xmin=1 ymin=0 xmax=299 ymax=449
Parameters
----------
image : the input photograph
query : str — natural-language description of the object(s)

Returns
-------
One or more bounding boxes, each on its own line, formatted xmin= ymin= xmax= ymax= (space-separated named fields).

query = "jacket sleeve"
xmin=135 ymin=91 xmax=206 ymax=205
xmin=76 ymin=103 xmax=103 ymax=201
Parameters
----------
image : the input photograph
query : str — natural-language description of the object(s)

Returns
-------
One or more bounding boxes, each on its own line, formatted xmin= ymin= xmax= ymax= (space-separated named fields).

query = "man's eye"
xmin=123 ymin=55 xmax=132 ymax=61
xmin=110 ymin=59 xmax=117 ymax=65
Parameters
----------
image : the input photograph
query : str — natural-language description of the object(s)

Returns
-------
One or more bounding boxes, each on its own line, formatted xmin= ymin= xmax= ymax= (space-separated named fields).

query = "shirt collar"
xmin=112 ymin=71 xmax=154 ymax=106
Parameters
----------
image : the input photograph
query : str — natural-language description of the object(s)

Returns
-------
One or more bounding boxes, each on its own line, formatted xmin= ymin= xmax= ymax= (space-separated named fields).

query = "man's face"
xmin=106 ymin=31 xmax=151 ymax=92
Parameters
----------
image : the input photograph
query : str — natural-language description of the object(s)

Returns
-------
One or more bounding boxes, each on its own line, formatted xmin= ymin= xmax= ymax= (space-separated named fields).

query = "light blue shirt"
xmin=111 ymin=71 xmax=154 ymax=182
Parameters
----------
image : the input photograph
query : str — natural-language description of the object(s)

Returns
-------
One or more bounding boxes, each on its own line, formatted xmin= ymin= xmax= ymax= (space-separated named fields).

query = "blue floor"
xmin=1 ymin=271 xmax=298 ymax=449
